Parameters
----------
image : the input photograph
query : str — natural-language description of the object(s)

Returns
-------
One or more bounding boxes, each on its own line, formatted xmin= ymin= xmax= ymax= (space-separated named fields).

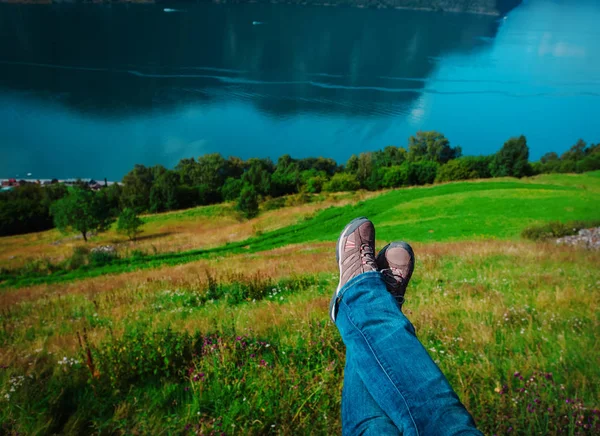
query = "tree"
xmin=271 ymin=154 xmax=301 ymax=197
xmin=149 ymin=170 xmax=180 ymax=212
xmin=489 ymin=135 xmax=531 ymax=178
xmin=242 ymin=158 xmax=273 ymax=196
xmin=121 ymin=164 xmax=154 ymax=212
xmin=373 ymin=146 xmax=407 ymax=167
xmin=345 ymin=155 xmax=359 ymax=173
xmin=561 ymin=139 xmax=587 ymax=161
xmin=355 ymin=152 xmax=374 ymax=188
xmin=407 ymin=131 xmax=461 ymax=164
xmin=236 ymin=185 xmax=259 ymax=219
xmin=222 ymin=177 xmax=243 ymax=201
xmin=540 ymin=152 xmax=559 ymax=164
xmin=0 ymin=184 xmax=53 ymax=236
xmin=117 ymin=208 xmax=144 ymax=241
xmin=51 ymin=188 xmax=114 ymax=242
xmin=297 ymin=157 xmax=339 ymax=176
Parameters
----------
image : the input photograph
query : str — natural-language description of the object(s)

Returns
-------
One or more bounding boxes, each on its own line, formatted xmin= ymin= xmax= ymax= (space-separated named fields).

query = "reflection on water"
xmin=0 ymin=4 xmax=498 ymax=118
xmin=0 ymin=1 xmax=599 ymax=179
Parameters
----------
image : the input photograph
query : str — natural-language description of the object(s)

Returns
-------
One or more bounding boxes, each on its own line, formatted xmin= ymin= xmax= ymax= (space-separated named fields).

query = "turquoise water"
xmin=0 ymin=0 xmax=599 ymax=180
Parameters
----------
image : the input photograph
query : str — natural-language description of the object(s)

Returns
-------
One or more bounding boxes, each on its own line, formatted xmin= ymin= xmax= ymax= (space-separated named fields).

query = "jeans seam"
xmin=341 ymin=298 xmax=420 ymax=436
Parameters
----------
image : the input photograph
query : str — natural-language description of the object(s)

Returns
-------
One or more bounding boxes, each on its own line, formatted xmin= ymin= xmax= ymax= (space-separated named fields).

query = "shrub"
xmin=436 ymin=156 xmax=491 ymax=182
xmin=576 ymin=154 xmax=600 ymax=173
xmin=521 ymin=220 xmax=600 ymax=241
xmin=323 ymin=173 xmax=360 ymax=192
xmin=305 ymin=175 xmax=328 ymax=193
xmin=89 ymin=247 xmax=118 ymax=266
xmin=65 ymin=246 xmax=90 ymax=270
xmin=380 ymin=165 xmax=408 ymax=188
xmin=262 ymin=197 xmax=286 ymax=211
xmin=405 ymin=161 xmax=439 ymax=185
xmin=117 ymin=208 xmax=144 ymax=241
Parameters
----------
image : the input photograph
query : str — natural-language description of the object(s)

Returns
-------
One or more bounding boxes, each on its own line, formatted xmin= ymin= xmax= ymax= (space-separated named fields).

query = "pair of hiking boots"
xmin=330 ymin=217 xmax=415 ymax=323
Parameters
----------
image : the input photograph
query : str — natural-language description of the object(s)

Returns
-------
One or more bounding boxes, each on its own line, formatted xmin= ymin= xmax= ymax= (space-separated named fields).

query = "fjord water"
xmin=0 ymin=0 xmax=599 ymax=180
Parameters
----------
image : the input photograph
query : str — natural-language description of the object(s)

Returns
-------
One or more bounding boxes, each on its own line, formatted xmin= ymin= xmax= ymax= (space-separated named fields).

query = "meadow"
xmin=0 ymin=172 xmax=599 ymax=434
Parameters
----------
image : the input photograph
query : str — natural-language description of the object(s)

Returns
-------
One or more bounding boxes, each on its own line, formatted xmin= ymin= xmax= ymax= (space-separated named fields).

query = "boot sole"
xmin=376 ymin=241 xmax=415 ymax=284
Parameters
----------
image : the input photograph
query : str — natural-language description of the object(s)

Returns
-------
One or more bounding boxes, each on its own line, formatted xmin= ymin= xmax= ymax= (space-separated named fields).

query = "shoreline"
xmin=0 ymin=0 xmax=509 ymax=16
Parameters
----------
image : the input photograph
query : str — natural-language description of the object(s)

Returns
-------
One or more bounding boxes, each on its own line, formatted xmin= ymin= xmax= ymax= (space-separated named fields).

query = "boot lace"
xmin=381 ymin=267 xmax=406 ymax=305
xmin=359 ymin=244 xmax=377 ymax=271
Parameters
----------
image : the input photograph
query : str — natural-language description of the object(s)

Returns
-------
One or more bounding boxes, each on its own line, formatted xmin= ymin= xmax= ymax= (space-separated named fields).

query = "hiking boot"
xmin=376 ymin=241 xmax=415 ymax=307
xmin=329 ymin=217 xmax=377 ymax=323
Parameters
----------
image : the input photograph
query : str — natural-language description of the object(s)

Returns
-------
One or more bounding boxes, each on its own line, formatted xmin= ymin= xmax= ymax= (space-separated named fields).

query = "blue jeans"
xmin=335 ymin=271 xmax=482 ymax=436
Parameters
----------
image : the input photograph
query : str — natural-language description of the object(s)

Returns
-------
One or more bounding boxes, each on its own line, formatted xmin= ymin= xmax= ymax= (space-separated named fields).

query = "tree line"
xmin=1 ymin=131 xmax=598 ymax=238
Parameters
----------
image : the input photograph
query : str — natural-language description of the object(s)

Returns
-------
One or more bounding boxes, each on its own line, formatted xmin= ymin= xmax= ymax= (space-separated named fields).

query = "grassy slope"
xmin=0 ymin=172 xmax=599 ymax=434
xmin=2 ymin=172 xmax=599 ymax=288
xmin=0 ymin=191 xmax=371 ymax=271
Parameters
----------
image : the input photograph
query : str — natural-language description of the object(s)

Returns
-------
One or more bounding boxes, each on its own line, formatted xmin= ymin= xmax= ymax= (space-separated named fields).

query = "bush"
xmin=117 ymin=208 xmax=144 ymax=241
xmin=65 ymin=246 xmax=90 ymax=270
xmin=89 ymin=247 xmax=118 ymax=266
xmin=521 ymin=220 xmax=600 ymax=241
xmin=406 ymin=161 xmax=439 ymax=185
xmin=305 ymin=175 xmax=328 ymax=193
xmin=323 ymin=173 xmax=360 ymax=192
xmin=236 ymin=185 xmax=259 ymax=219
xmin=576 ymin=154 xmax=600 ymax=173
xmin=380 ymin=166 xmax=408 ymax=188
xmin=262 ymin=197 xmax=286 ymax=211
xmin=436 ymin=156 xmax=491 ymax=182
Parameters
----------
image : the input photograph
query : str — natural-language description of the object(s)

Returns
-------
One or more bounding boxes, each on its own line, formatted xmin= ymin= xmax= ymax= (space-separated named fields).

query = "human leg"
xmin=336 ymin=271 xmax=481 ymax=435
xmin=331 ymin=218 xmax=481 ymax=435
xmin=342 ymin=354 xmax=399 ymax=436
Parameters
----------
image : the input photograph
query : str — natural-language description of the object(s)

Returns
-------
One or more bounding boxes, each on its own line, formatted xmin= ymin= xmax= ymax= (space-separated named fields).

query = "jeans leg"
xmin=342 ymin=354 xmax=399 ymax=436
xmin=335 ymin=271 xmax=482 ymax=436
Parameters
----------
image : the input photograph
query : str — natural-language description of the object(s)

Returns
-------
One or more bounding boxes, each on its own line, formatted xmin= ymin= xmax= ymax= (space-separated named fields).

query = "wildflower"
xmin=513 ymin=371 xmax=520 ymax=378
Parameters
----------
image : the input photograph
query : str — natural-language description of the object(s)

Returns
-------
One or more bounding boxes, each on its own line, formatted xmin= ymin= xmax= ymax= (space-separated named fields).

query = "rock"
xmin=90 ymin=245 xmax=117 ymax=256
xmin=556 ymin=227 xmax=600 ymax=250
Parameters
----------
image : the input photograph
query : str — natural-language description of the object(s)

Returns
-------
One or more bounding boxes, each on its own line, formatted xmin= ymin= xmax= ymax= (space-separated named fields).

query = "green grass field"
xmin=2 ymin=173 xmax=599 ymax=288
xmin=1 ymin=172 xmax=599 ymax=434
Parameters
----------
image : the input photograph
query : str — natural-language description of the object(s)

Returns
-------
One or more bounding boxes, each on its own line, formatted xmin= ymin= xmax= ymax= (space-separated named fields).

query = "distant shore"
xmin=0 ymin=0 xmax=520 ymax=16
xmin=1 ymin=178 xmax=120 ymax=190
